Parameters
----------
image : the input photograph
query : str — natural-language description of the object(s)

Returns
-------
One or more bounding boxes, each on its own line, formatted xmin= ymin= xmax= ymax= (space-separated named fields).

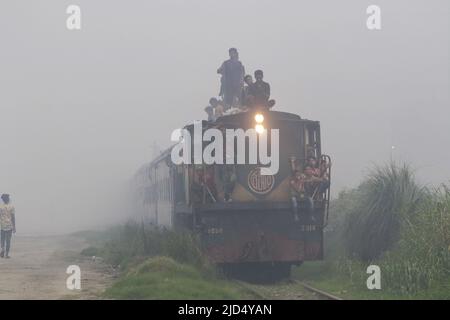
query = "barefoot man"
xmin=0 ymin=194 xmax=16 ymax=258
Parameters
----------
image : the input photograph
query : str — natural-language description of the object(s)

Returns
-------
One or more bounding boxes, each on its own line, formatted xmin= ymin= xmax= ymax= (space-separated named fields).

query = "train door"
xmin=304 ymin=122 xmax=321 ymax=159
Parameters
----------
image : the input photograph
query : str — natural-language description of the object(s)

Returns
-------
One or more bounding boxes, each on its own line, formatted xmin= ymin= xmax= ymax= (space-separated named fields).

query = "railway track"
xmin=293 ymin=280 xmax=343 ymax=300
xmin=233 ymin=279 xmax=343 ymax=300
xmin=233 ymin=280 xmax=270 ymax=300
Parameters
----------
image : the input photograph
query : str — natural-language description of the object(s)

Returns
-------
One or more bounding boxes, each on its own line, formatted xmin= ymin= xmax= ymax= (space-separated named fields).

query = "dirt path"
xmin=0 ymin=235 xmax=115 ymax=300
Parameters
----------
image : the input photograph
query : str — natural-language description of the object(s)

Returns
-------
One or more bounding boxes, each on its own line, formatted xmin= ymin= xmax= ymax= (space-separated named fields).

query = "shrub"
xmin=97 ymin=222 xmax=211 ymax=273
xmin=326 ymin=162 xmax=449 ymax=296
xmin=343 ymin=163 xmax=426 ymax=261
xmin=380 ymin=186 xmax=450 ymax=294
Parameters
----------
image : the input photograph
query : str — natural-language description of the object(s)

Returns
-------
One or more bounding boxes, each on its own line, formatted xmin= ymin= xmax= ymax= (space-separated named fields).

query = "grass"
xmin=104 ymin=256 xmax=246 ymax=300
xmin=79 ymin=223 xmax=209 ymax=269
xmin=80 ymin=246 xmax=99 ymax=257
xmin=378 ymin=187 xmax=450 ymax=294
xmin=293 ymin=261 xmax=450 ymax=300
xmin=81 ymin=162 xmax=450 ymax=299
xmin=344 ymin=163 xmax=426 ymax=261
xmin=79 ymin=224 xmax=251 ymax=299
xmin=303 ymin=162 xmax=450 ymax=299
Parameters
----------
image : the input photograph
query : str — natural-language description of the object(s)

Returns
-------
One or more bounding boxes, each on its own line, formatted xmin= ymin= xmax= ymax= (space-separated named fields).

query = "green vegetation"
xmin=98 ymin=223 xmax=208 ymax=271
xmin=104 ymin=256 xmax=244 ymax=299
xmin=80 ymin=162 xmax=449 ymax=299
xmin=80 ymin=246 xmax=99 ymax=257
xmin=379 ymin=187 xmax=450 ymax=295
xmin=295 ymin=162 xmax=450 ymax=299
xmin=344 ymin=164 xmax=426 ymax=261
xmin=81 ymin=223 xmax=247 ymax=299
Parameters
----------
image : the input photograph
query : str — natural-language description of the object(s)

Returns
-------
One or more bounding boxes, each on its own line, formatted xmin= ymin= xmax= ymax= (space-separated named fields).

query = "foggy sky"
xmin=0 ymin=0 xmax=448 ymax=233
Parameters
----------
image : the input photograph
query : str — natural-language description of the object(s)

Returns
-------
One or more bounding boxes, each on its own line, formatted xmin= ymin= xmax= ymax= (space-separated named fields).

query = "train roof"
xmin=134 ymin=109 xmax=318 ymax=175
xmin=215 ymin=110 xmax=302 ymax=124
xmin=183 ymin=110 xmax=313 ymax=131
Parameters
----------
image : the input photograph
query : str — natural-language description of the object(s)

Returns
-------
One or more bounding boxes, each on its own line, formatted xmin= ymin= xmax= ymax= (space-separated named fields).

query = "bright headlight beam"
xmin=255 ymin=124 xmax=265 ymax=134
xmin=254 ymin=114 xmax=264 ymax=123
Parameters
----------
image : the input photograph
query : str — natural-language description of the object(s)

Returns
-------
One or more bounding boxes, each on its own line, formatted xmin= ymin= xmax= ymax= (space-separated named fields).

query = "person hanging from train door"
xmin=203 ymin=165 xmax=218 ymax=203
xmin=221 ymin=164 xmax=236 ymax=202
xmin=304 ymin=156 xmax=330 ymax=198
xmin=0 ymin=194 xmax=16 ymax=259
xmin=191 ymin=166 xmax=204 ymax=204
xmin=318 ymin=157 xmax=331 ymax=194
xmin=217 ymin=48 xmax=245 ymax=109
xmin=191 ymin=165 xmax=218 ymax=204
xmin=289 ymin=170 xmax=313 ymax=221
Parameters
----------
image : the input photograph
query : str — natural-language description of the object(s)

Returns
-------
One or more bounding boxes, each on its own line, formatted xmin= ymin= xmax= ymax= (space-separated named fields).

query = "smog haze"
xmin=0 ymin=0 xmax=448 ymax=233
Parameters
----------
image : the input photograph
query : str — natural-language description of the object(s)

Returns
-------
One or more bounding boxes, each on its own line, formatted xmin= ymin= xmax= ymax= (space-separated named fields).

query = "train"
xmin=131 ymin=109 xmax=331 ymax=278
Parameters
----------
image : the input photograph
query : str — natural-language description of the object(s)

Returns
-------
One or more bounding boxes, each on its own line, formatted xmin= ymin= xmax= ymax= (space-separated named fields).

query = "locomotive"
xmin=132 ymin=109 xmax=331 ymax=278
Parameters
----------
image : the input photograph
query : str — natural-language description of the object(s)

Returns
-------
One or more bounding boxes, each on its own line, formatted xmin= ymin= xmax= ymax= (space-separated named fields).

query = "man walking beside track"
xmin=0 ymin=194 xmax=16 ymax=259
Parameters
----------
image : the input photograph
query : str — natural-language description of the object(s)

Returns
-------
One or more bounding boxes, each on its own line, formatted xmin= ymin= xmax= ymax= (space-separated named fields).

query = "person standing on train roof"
xmin=0 ymin=194 xmax=16 ymax=259
xmin=217 ymin=48 xmax=245 ymax=109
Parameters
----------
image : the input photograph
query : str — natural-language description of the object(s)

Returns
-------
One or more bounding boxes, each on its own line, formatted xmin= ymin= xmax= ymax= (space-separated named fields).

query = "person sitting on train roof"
xmin=241 ymin=74 xmax=253 ymax=109
xmin=204 ymin=97 xmax=227 ymax=121
xmin=290 ymin=170 xmax=313 ymax=221
xmin=205 ymin=97 xmax=220 ymax=122
xmin=247 ymin=70 xmax=275 ymax=109
xmin=215 ymin=102 xmax=225 ymax=118
xmin=204 ymin=106 xmax=215 ymax=122
xmin=217 ymin=48 xmax=245 ymax=110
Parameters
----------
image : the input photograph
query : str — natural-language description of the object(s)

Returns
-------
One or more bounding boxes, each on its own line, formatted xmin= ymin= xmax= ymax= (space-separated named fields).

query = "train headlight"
xmin=255 ymin=124 xmax=265 ymax=134
xmin=254 ymin=113 xmax=264 ymax=123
